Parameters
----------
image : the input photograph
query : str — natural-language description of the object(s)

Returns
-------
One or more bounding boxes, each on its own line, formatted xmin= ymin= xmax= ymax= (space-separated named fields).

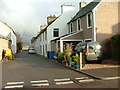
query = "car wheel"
xmin=97 ymin=60 xmax=102 ymax=64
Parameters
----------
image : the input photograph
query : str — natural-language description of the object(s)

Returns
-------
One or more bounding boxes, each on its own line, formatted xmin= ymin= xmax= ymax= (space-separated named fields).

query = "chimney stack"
xmin=40 ymin=24 xmax=46 ymax=31
xmin=79 ymin=1 xmax=87 ymax=10
xmin=61 ymin=4 xmax=75 ymax=14
xmin=47 ymin=15 xmax=57 ymax=25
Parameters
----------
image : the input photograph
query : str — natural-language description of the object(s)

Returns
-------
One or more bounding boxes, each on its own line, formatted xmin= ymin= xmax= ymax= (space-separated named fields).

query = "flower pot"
xmin=69 ymin=61 xmax=75 ymax=67
xmin=74 ymin=64 xmax=80 ymax=68
xmin=59 ymin=60 xmax=64 ymax=63
xmin=68 ymin=61 xmax=72 ymax=66
xmin=68 ymin=61 xmax=73 ymax=66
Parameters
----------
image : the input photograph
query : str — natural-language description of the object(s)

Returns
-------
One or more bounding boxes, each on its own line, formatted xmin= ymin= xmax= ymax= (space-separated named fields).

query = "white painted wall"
xmin=39 ymin=32 xmax=47 ymax=56
xmin=0 ymin=21 xmax=11 ymax=37
xmin=34 ymin=5 xmax=77 ymax=57
xmin=61 ymin=5 xmax=76 ymax=14
xmin=34 ymin=37 xmax=40 ymax=54
xmin=46 ymin=9 xmax=77 ymax=56
xmin=0 ymin=21 xmax=17 ymax=54
xmin=34 ymin=32 xmax=47 ymax=56
xmin=11 ymin=31 xmax=17 ymax=54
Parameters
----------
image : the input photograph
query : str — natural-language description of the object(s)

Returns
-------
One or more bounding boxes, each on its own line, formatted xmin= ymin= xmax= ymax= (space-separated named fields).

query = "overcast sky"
xmin=0 ymin=0 xmax=92 ymax=43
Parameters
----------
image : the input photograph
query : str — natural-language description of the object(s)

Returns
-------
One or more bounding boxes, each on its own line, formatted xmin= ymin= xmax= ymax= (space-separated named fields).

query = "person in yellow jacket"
xmin=5 ymin=48 xmax=13 ymax=60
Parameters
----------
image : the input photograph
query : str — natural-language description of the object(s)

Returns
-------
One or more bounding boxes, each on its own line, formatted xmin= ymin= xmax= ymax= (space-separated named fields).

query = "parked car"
xmin=71 ymin=41 xmax=103 ymax=63
xmin=28 ymin=48 xmax=35 ymax=54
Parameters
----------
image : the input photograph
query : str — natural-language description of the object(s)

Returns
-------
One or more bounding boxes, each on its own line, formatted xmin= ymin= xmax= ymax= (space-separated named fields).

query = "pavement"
xmin=80 ymin=67 xmax=120 ymax=80
xmin=53 ymin=60 xmax=120 ymax=80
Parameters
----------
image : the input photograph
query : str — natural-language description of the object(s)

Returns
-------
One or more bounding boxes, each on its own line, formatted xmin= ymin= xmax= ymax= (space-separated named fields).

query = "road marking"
xmin=75 ymin=77 xmax=89 ymax=80
xmin=31 ymin=83 xmax=49 ymax=87
xmin=79 ymin=79 xmax=94 ymax=83
xmin=31 ymin=80 xmax=48 ymax=83
xmin=5 ymin=85 xmax=23 ymax=88
xmin=7 ymin=81 xmax=24 ymax=85
xmin=102 ymin=76 xmax=120 ymax=80
xmin=56 ymin=81 xmax=74 ymax=85
xmin=54 ymin=78 xmax=70 ymax=81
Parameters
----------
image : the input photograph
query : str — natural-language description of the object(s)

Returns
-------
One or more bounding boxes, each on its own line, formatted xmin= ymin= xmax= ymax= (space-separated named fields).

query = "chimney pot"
xmin=40 ymin=24 xmax=46 ymax=31
xmin=61 ymin=4 xmax=75 ymax=14
xmin=47 ymin=15 xmax=57 ymax=25
xmin=79 ymin=1 xmax=87 ymax=10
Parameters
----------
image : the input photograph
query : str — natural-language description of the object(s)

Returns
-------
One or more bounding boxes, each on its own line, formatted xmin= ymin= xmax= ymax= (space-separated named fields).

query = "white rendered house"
xmin=32 ymin=4 xmax=77 ymax=57
xmin=38 ymin=4 xmax=77 ymax=57
xmin=0 ymin=20 xmax=17 ymax=54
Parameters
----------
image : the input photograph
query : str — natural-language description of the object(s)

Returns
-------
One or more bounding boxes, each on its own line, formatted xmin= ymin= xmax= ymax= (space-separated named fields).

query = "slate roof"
xmin=35 ymin=17 xmax=58 ymax=39
xmin=68 ymin=0 xmax=101 ymax=23
xmin=51 ymin=31 xmax=76 ymax=42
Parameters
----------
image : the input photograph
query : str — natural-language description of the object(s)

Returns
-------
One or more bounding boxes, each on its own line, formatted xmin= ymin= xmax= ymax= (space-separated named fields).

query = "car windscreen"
xmin=74 ymin=45 xmax=85 ymax=52
xmin=88 ymin=43 xmax=102 ymax=53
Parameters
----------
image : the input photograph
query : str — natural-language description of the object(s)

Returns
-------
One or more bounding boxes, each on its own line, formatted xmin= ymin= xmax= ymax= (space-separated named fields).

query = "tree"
xmin=16 ymin=32 xmax=23 ymax=52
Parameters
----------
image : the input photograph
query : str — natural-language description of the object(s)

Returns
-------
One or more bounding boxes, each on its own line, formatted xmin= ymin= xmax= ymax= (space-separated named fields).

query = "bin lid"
xmin=49 ymin=51 xmax=54 ymax=53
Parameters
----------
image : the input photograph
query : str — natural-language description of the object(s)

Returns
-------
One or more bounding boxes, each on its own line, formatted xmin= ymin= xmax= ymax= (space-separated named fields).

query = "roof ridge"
xmin=68 ymin=0 xmax=101 ymax=23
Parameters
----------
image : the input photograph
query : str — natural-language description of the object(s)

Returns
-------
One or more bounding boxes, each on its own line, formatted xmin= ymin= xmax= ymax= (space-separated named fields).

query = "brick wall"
xmin=67 ymin=14 xmax=93 ymax=41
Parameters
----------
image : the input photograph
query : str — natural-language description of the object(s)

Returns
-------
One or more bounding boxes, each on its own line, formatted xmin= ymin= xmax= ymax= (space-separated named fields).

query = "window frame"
xmin=84 ymin=39 xmax=92 ymax=42
xmin=53 ymin=28 xmax=59 ymax=37
xmin=70 ymin=22 xmax=73 ymax=33
xmin=45 ymin=31 xmax=47 ymax=40
xmin=87 ymin=12 xmax=92 ymax=29
xmin=77 ymin=18 xmax=82 ymax=31
xmin=42 ymin=32 xmax=44 ymax=41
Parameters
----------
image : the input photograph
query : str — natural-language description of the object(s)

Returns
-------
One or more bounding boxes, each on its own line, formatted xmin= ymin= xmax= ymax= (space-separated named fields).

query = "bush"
xmin=72 ymin=53 xmax=79 ymax=64
xmin=110 ymin=33 xmax=120 ymax=60
xmin=63 ymin=43 xmax=73 ymax=63
xmin=57 ymin=52 xmax=64 ymax=61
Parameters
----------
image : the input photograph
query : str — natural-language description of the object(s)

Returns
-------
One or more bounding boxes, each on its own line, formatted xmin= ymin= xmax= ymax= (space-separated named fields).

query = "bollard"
xmin=79 ymin=52 xmax=82 ymax=70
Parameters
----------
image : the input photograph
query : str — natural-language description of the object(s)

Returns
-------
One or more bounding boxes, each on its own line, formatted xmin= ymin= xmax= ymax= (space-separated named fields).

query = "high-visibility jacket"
xmin=5 ymin=49 xmax=12 ymax=56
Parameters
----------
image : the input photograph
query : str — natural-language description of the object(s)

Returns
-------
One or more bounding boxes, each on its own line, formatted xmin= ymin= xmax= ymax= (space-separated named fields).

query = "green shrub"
xmin=72 ymin=53 xmax=79 ymax=64
xmin=57 ymin=52 xmax=64 ymax=61
xmin=62 ymin=43 xmax=73 ymax=65
xmin=110 ymin=33 xmax=120 ymax=60
xmin=66 ymin=56 xmax=72 ymax=62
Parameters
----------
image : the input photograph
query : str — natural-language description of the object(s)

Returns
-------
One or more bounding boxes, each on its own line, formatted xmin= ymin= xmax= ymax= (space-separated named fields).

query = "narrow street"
xmin=2 ymin=51 xmax=119 ymax=89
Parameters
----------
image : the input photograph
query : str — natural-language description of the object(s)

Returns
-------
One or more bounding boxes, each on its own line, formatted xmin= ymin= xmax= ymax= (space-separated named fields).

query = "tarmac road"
xmin=1 ymin=51 xmax=119 ymax=89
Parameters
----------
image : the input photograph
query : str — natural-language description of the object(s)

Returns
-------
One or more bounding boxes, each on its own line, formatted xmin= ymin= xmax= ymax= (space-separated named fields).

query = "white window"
xmin=40 ymin=45 xmax=42 ymax=54
xmin=70 ymin=22 xmax=73 ymax=33
xmin=41 ymin=35 xmax=42 ymax=41
xmin=87 ymin=12 xmax=92 ymax=28
xmin=77 ymin=18 xmax=82 ymax=31
xmin=45 ymin=31 xmax=47 ymax=40
xmin=40 ymin=35 xmax=41 ymax=41
xmin=43 ymin=32 xmax=44 ymax=41
xmin=45 ymin=44 xmax=47 ymax=54
xmin=53 ymin=28 xmax=59 ymax=37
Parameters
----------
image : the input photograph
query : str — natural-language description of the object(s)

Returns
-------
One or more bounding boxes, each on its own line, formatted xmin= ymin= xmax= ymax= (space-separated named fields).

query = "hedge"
xmin=110 ymin=33 xmax=120 ymax=60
